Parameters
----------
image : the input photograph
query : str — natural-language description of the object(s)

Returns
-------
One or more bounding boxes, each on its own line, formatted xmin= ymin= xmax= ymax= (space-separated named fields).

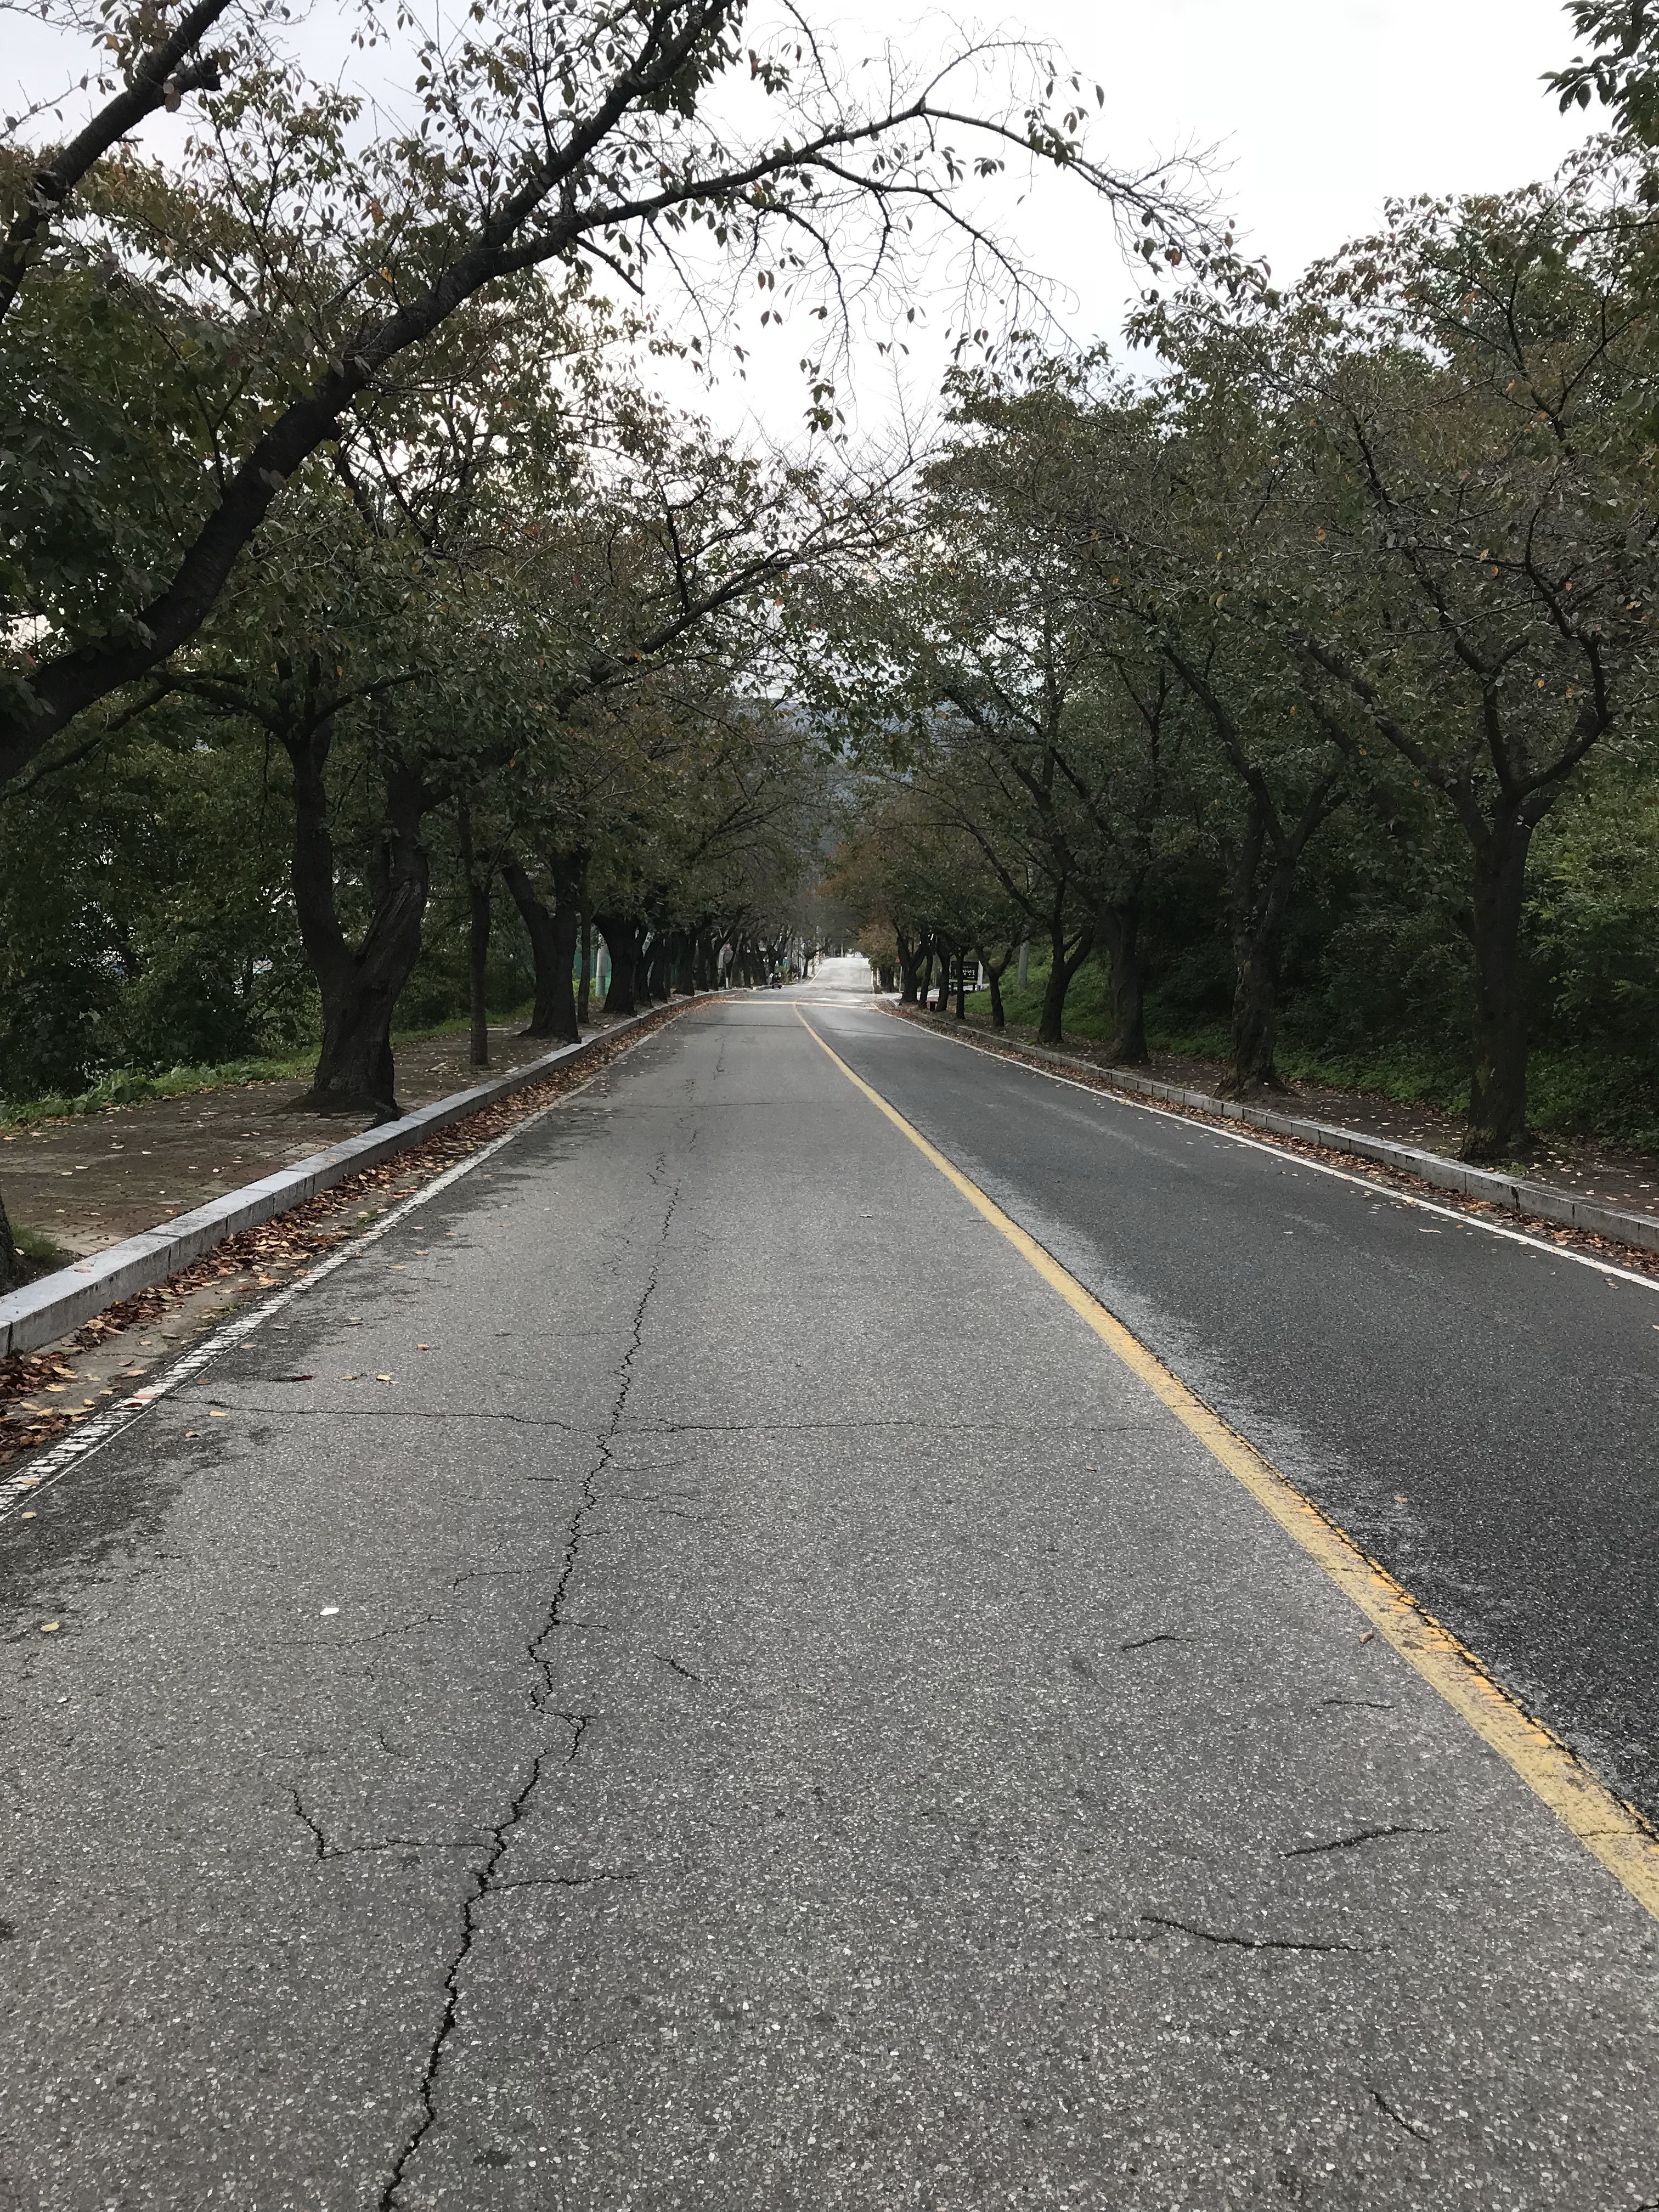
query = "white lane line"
xmin=0 ymin=1073 xmax=606 ymax=1523
xmin=824 ymin=1008 xmax=1659 ymax=1296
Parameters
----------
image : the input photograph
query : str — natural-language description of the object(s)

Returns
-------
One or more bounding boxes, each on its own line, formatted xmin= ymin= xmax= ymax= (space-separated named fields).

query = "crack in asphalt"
xmin=553 ymin=1709 xmax=592 ymax=1763
xmin=376 ymin=1180 xmax=682 ymax=2208
xmin=493 ymin=1867 xmax=641 ymax=1892
xmin=217 ymin=1407 xmax=575 ymax=1430
xmin=376 ymin=1752 xmax=548 ymax=2211
xmin=653 ymin=1651 xmax=702 ymax=1684
xmin=524 ymin=1183 xmax=681 ymax=1720
xmin=286 ymin=1612 xmax=443 ymax=1651
xmin=1370 ymin=2086 xmax=1431 ymax=2141
xmin=1132 ymin=1914 xmax=1379 ymax=1955
xmin=291 ymin=1790 xmax=481 ymax=1862
xmin=1120 ymin=1632 xmax=1188 ymax=1653
xmin=1283 ymin=1824 xmax=1442 ymax=1859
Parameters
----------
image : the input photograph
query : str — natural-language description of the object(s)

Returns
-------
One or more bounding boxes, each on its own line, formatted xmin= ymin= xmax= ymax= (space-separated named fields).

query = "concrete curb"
xmin=893 ymin=1006 xmax=1659 ymax=1259
xmin=0 ymin=1005 xmax=679 ymax=1361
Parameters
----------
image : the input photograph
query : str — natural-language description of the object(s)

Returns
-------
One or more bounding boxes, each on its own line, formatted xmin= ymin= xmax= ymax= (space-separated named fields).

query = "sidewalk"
xmin=1 ymin=1018 xmax=634 ymax=1267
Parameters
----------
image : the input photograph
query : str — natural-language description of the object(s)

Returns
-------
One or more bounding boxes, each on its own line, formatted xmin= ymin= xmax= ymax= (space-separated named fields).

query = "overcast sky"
xmin=7 ymin=0 xmax=1598 ymax=442
xmin=682 ymin=0 xmax=1597 ymax=441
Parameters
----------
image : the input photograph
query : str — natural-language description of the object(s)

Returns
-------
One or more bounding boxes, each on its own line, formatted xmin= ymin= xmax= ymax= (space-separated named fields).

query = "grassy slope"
xmin=966 ymin=960 xmax=1659 ymax=1152
xmin=0 ymin=1002 xmax=539 ymax=1130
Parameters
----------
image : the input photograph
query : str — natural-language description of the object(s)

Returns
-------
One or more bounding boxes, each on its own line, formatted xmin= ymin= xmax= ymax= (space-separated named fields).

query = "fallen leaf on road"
xmin=39 ymin=1622 xmax=58 ymax=1634
xmin=1358 ymin=1632 xmax=1375 ymax=1644
xmin=376 ymin=1374 xmax=394 ymax=1384
xmin=416 ymin=1344 xmax=430 ymax=1351
xmin=209 ymin=1409 xmax=227 ymax=1419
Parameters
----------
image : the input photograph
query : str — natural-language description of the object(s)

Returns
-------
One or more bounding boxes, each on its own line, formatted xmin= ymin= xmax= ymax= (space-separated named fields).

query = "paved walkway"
xmin=1 ymin=1014 xmax=637 ymax=1260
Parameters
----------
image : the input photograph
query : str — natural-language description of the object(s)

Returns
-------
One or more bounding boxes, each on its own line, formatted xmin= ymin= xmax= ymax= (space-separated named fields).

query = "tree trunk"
xmin=952 ymin=953 xmax=967 ymax=1020
xmin=502 ymin=859 xmax=576 ymax=1042
xmin=1038 ymin=916 xmax=1092 ymax=1047
xmin=576 ymin=914 xmax=592 ymax=1023
xmin=593 ymin=915 xmax=642 ymax=1015
xmin=648 ymin=932 xmax=674 ymax=1001
xmin=1463 ymin=815 xmax=1534 ymax=1161
xmin=895 ymin=929 xmax=921 ymax=1005
xmin=1017 ymin=939 xmax=1029 ymax=991
xmin=0 ymin=1190 xmax=22 ymax=1294
xmin=1222 ymin=802 xmax=1295 ymax=1098
xmin=674 ymin=929 xmax=696 ymax=995
xmin=457 ymin=800 xmax=490 ymax=1069
xmin=1230 ymin=934 xmax=1281 ymax=1094
xmin=979 ymin=943 xmax=1013 ymax=1031
xmin=1097 ymin=902 xmax=1149 ymax=1065
xmin=284 ymin=734 xmax=428 ymax=1122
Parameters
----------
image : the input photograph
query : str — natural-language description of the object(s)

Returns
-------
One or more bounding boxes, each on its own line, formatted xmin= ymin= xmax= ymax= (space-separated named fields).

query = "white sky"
xmin=7 ymin=0 xmax=1597 ymax=445
xmin=680 ymin=0 xmax=1595 ymax=443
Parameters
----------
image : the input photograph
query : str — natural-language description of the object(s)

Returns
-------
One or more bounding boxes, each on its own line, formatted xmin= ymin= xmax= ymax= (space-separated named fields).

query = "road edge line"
xmin=884 ymin=1002 xmax=1659 ymax=1258
xmin=795 ymin=1006 xmax=1659 ymax=1925
xmin=877 ymin=1006 xmax=1659 ymax=1295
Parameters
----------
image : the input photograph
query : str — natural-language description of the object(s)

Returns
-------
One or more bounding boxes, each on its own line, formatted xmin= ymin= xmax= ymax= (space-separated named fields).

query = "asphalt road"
xmin=2 ymin=976 xmax=1656 ymax=2210
xmin=810 ymin=990 xmax=1659 ymax=1820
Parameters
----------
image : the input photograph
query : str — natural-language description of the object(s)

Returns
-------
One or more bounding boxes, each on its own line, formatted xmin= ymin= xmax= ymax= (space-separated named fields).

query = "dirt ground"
xmin=921 ymin=1007 xmax=1659 ymax=1222
xmin=1 ymin=1015 xmax=633 ymax=1262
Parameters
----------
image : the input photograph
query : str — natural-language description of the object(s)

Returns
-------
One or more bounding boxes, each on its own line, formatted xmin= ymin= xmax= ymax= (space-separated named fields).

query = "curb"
xmin=0 ymin=1005 xmax=680 ymax=1360
xmin=891 ymin=1007 xmax=1659 ymax=1259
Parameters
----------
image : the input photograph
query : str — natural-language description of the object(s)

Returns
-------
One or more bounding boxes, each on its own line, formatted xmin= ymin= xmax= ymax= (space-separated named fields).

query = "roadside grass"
xmin=1 ymin=1053 xmax=319 ymax=1129
xmin=953 ymin=958 xmax=1659 ymax=1154
xmin=0 ymin=1001 xmax=539 ymax=1130
xmin=12 ymin=1224 xmax=76 ymax=1265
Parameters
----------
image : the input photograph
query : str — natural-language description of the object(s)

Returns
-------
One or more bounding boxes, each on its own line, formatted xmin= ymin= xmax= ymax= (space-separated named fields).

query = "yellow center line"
xmin=795 ymin=1005 xmax=1659 ymax=1923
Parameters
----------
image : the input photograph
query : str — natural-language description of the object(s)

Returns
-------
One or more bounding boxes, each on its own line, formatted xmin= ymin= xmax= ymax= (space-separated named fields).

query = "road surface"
xmin=2 ymin=970 xmax=1655 ymax=2209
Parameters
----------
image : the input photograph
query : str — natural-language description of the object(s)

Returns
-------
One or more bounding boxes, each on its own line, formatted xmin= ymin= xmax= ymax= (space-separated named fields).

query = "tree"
xmin=1 ymin=0 xmax=1205 ymax=791
xmin=1 ymin=0 xmax=241 ymax=324
xmin=1286 ymin=157 xmax=1659 ymax=1155
xmin=1548 ymin=3 xmax=1659 ymax=140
